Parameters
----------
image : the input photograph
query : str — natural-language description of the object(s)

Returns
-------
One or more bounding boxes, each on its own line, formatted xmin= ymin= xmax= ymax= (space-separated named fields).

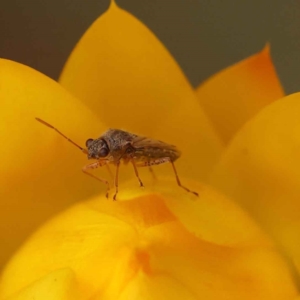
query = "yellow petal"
xmin=0 ymin=59 xmax=106 ymax=267
xmin=117 ymin=246 xmax=297 ymax=300
xmin=0 ymin=180 xmax=297 ymax=299
xmin=3 ymin=269 xmax=79 ymax=300
xmin=210 ymin=92 xmax=300 ymax=275
xmin=59 ymin=1 xmax=223 ymax=181
xmin=196 ymin=45 xmax=284 ymax=143
xmin=159 ymin=180 xmax=271 ymax=247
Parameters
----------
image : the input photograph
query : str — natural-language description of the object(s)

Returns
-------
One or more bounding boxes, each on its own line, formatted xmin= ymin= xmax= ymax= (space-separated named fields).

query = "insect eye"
xmin=99 ymin=147 xmax=109 ymax=157
xmin=86 ymin=138 xmax=94 ymax=148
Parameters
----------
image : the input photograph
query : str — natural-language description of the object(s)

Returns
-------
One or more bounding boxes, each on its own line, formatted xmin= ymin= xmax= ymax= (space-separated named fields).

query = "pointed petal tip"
xmin=262 ymin=42 xmax=271 ymax=54
xmin=110 ymin=0 xmax=117 ymax=7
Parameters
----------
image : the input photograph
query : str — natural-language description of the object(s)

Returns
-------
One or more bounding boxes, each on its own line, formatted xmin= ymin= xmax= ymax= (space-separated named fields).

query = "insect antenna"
xmin=36 ymin=118 xmax=88 ymax=154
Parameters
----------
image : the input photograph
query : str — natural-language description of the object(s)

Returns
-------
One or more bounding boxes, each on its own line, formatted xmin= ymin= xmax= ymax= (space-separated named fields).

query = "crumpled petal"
xmin=0 ymin=180 xmax=297 ymax=300
xmin=0 ymin=59 xmax=106 ymax=267
xmin=196 ymin=45 xmax=284 ymax=143
xmin=209 ymin=92 xmax=300 ymax=275
xmin=59 ymin=1 xmax=223 ymax=181
xmin=3 ymin=269 xmax=79 ymax=300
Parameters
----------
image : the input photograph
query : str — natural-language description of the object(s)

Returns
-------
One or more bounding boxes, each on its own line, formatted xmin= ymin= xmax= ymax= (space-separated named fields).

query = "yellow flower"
xmin=0 ymin=1 xmax=299 ymax=299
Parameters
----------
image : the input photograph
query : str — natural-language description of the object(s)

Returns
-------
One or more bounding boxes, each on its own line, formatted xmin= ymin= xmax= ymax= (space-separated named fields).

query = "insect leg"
xmin=170 ymin=161 xmax=199 ymax=196
xmin=148 ymin=166 xmax=157 ymax=180
xmin=137 ymin=158 xmax=198 ymax=196
xmin=113 ymin=162 xmax=120 ymax=201
xmin=106 ymin=164 xmax=114 ymax=180
xmin=131 ymin=159 xmax=144 ymax=187
xmin=82 ymin=161 xmax=110 ymax=198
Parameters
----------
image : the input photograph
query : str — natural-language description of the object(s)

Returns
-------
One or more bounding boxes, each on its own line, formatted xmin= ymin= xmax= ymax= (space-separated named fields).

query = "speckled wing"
xmin=131 ymin=135 xmax=181 ymax=164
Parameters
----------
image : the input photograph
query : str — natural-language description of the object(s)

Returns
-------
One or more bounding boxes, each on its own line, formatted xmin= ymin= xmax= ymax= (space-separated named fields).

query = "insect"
xmin=36 ymin=118 xmax=198 ymax=200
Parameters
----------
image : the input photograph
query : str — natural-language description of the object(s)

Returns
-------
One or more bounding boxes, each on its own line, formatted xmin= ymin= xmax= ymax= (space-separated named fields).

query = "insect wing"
xmin=131 ymin=135 xmax=181 ymax=165
xmin=131 ymin=136 xmax=177 ymax=151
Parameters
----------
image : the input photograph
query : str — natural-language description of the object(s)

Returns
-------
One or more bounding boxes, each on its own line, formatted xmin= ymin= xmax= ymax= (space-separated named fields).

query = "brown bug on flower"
xmin=36 ymin=118 xmax=198 ymax=200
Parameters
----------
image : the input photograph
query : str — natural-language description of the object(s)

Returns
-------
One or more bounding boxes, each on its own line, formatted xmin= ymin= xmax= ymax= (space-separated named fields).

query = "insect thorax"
xmin=101 ymin=129 xmax=137 ymax=155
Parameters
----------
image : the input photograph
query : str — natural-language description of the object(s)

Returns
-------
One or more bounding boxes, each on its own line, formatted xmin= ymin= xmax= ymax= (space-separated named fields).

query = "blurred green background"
xmin=0 ymin=0 xmax=299 ymax=93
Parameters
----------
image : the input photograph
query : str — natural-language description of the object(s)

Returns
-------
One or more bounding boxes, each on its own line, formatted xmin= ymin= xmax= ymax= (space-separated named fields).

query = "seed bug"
xmin=36 ymin=118 xmax=198 ymax=200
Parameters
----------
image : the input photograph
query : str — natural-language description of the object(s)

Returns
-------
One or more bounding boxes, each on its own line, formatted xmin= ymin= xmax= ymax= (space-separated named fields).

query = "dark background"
xmin=0 ymin=0 xmax=299 ymax=94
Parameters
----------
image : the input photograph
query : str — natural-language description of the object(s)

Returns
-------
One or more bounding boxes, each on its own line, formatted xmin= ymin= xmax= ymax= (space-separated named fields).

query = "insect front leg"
xmin=82 ymin=161 xmax=110 ymax=198
xmin=106 ymin=164 xmax=114 ymax=180
xmin=113 ymin=161 xmax=120 ymax=201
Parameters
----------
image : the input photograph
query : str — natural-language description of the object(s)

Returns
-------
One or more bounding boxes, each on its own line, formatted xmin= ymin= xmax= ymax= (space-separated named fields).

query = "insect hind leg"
xmin=137 ymin=158 xmax=198 ymax=196
xmin=170 ymin=161 xmax=199 ymax=196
